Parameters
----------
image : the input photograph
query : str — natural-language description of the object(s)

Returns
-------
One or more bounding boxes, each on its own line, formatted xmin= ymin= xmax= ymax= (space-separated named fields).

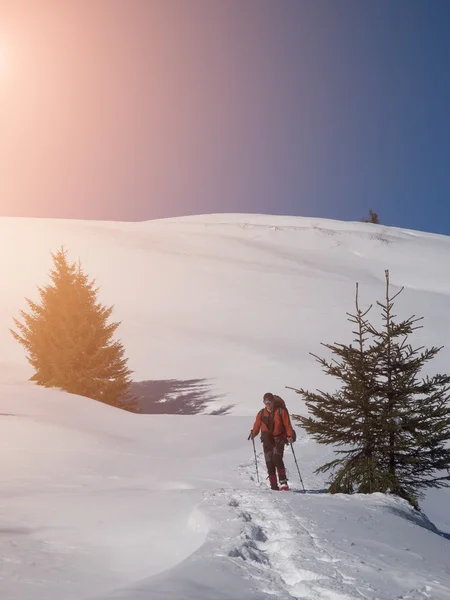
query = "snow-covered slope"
xmin=1 ymin=213 xmax=450 ymax=598
xmin=1 ymin=214 xmax=450 ymax=416
xmin=1 ymin=386 xmax=449 ymax=599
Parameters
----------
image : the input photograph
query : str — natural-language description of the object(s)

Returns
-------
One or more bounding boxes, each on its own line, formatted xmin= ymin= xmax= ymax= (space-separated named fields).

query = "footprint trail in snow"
xmin=200 ymin=452 xmax=450 ymax=600
xmin=202 ymin=458 xmax=362 ymax=600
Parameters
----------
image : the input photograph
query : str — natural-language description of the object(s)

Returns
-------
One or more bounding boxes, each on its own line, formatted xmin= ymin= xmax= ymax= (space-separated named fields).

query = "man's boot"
xmin=277 ymin=467 xmax=289 ymax=491
xmin=268 ymin=474 xmax=279 ymax=490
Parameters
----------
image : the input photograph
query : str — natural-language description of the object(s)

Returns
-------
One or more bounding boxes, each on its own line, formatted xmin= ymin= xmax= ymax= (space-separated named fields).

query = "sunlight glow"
xmin=0 ymin=34 xmax=12 ymax=79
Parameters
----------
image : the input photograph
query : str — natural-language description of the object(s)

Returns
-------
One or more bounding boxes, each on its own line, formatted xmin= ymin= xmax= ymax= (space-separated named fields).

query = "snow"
xmin=0 ymin=213 xmax=449 ymax=598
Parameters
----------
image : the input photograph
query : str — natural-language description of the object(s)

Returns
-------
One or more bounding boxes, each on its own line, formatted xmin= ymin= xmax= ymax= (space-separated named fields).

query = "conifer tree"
xmin=361 ymin=209 xmax=380 ymax=224
xmin=366 ymin=271 xmax=450 ymax=507
xmin=288 ymin=284 xmax=385 ymax=494
xmin=290 ymin=271 xmax=450 ymax=508
xmin=11 ymin=248 xmax=136 ymax=411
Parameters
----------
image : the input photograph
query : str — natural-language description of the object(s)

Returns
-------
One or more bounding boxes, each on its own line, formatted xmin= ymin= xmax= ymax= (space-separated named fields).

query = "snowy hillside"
xmin=1 ymin=385 xmax=449 ymax=599
xmin=1 ymin=213 xmax=450 ymax=416
xmin=1 ymin=213 xmax=450 ymax=598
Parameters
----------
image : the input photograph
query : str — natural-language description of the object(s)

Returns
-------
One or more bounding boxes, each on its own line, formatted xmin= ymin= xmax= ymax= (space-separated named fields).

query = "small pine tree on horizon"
xmin=11 ymin=247 xmax=136 ymax=411
xmin=361 ymin=209 xmax=380 ymax=224
xmin=289 ymin=271 xmax=450 ymax=509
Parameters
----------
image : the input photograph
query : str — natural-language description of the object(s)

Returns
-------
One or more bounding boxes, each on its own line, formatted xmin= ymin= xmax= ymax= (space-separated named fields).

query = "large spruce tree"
xmin=367 ymin=271 xmax=450 ymax=507
xmin=290 ymin=271 xmax=450 ymax=508
xmin=288 ymin=283 xmax=386 ymax=495
xmin=11 ymin=248 xmax=136 ymax=411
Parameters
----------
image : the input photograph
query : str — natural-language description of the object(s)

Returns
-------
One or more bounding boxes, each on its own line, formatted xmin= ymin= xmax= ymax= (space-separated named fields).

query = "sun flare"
xmin=0 ymin=37 xmax=10 ymax=77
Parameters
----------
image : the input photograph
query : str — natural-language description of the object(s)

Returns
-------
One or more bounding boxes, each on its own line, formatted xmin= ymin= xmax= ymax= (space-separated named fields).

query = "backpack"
xmin=260 ymin=395 xmax=297 ymax=443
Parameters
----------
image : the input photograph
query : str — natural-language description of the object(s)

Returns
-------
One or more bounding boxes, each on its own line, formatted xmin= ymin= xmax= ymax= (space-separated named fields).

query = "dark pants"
xmin=262 ymin=433 xmax=287 ymax=480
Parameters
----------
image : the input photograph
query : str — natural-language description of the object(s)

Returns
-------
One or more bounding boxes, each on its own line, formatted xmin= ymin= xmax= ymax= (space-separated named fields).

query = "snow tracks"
xmin=216 ymin=489 xmax=358 ymax=600
xmin=200 ymin=456 xmax=450 ymax=600
xmin=201 ymin=462 xmax=360 ymax=600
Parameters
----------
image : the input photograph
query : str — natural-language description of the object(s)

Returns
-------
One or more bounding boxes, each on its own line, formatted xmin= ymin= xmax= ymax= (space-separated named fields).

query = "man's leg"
xmin=262 ymin=435 xmax=278 ymax=490
xmin=273 ymin=438 xmax=288 ymax=488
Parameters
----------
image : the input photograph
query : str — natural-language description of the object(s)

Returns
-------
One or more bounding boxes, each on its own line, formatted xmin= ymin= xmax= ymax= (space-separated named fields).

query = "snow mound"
xmin=1 ymin=385 xmax=449 ymax=599
xmin=0 ymin=384 xmax=243 ymax=599
xmin=102 ymin=459 xmax=450 ymax=600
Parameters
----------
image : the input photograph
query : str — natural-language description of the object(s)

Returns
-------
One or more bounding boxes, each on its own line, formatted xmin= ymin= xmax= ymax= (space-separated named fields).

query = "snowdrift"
xmin=1 ymin=385 xmax=449 ymax=599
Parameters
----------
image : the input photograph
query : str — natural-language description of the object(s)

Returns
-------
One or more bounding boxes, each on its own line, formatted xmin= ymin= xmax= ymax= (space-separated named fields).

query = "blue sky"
xmin=3 ymin=0 xmax=450 ymax=234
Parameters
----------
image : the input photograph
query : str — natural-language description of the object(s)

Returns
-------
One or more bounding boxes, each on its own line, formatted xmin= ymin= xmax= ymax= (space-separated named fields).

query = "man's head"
xmin=263 ymin=392 xmax=274 ymax=412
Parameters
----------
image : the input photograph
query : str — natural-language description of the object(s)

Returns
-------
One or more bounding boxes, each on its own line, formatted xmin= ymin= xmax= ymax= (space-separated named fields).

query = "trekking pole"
xmin=248 ymin=431 xmax=260 ymax=483
xmin=289 ymin=442 xmax=306 ymax=493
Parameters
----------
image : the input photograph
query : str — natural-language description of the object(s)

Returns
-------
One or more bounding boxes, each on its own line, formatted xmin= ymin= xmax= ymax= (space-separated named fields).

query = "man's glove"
xmin=287 ymin=437 xmax=294 ymax=444
xmin=248 ymin=431 xmax=254 ymax=441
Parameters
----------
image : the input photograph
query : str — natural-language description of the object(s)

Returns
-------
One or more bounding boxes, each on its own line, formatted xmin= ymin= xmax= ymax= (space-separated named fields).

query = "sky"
xmin=1 ymin=0 xmax=450 ymax=234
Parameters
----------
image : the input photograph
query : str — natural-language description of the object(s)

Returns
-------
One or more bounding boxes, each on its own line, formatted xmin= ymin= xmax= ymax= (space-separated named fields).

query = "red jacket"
xmin=252 ymin=407 xmax=294 ymax=439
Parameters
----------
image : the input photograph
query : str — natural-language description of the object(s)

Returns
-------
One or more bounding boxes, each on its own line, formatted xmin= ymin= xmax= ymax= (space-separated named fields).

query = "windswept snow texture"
xmin=1 ymin=214 xmax=450 ymax=598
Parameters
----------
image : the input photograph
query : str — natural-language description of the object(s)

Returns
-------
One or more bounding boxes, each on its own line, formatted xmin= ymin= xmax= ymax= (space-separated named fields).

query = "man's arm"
xmin=250 ymin=410 xmax=263 ymax=438
xmin=282 ymin=409 xmax=294 ymax=438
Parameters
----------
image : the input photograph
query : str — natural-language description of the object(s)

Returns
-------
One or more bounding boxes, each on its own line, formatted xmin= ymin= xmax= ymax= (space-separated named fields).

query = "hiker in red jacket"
xmin=249 ymin=392 xmax=294 ymax=490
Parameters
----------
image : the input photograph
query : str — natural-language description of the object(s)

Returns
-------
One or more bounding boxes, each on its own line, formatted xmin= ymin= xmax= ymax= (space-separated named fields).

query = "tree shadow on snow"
xmin=386 ymin=504 xmax=450 ymax=541
xmin=131 ymin=378 xmax=234 ymax=416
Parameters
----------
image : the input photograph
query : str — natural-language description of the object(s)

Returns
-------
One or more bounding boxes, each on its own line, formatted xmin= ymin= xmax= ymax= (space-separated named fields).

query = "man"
xmin=249 ymin=392 xmax=294 ymax=490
